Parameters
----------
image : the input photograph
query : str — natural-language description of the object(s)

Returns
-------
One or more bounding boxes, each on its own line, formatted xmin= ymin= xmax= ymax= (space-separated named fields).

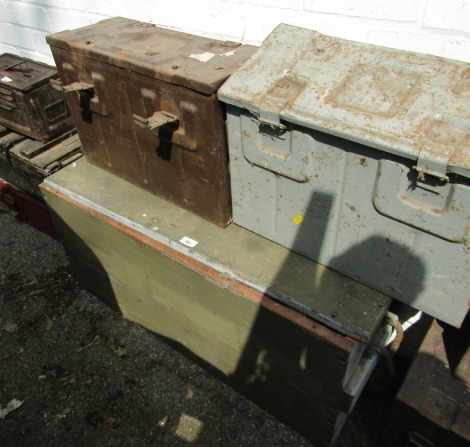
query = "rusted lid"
xmin=46 ymin=17 xmax=256 ymax=95
xmin=0 ymin=54 xmax=58 ymax=91
xmin=218 ymin=24 xmax=470 ymax=179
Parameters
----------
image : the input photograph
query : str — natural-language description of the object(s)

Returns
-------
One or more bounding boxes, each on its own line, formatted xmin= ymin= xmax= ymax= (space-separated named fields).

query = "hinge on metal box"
xmin=413 ymin=145 xmax=451 ymax=193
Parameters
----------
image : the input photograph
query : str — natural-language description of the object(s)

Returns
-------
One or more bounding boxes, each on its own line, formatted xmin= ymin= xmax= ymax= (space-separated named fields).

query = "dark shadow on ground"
xmin=0 ymin=203 xmax=313 ymax=447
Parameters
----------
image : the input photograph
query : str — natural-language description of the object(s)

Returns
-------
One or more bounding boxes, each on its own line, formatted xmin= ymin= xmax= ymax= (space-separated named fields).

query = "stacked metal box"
xmin=46 ymin=17 xmax=256 ymax=228
xmin=218 ymin=23 xmax=470 ymax=329
xmin=0 ymin=54 xmax=79 ymax=235
xmin=0 ymin=54 xmax=74 ymax=141
xmin=0 ymin=125 xmax=80 ymax=237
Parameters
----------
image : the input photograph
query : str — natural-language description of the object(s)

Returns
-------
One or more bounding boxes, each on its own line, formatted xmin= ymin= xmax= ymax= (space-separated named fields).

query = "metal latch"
xmin=258 ymin=76 xmax=306 ymax=130
xmin=62 ymin=82 xmax=94 ymax=94
xmin=62 ymin=82 xmax=95 ymax=112
xmin=61 ymin=82 xmax=110 ymax=117
xmin=413 ymin=144 xmax=452 ymax=192
xmin=258 ymin=94 xmax=286 ymax=130
xmin=133 ymin=111 xmax=179 ymax=135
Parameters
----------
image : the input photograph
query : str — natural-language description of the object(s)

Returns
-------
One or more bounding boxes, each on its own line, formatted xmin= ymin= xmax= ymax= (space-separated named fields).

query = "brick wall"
xmin=0 ymin=0 xmax=469 ymax=65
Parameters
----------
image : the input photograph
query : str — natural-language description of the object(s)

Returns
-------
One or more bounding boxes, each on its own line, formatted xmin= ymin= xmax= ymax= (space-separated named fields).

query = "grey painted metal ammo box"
xmin=218 ymin=24 xmax=470 ymax=328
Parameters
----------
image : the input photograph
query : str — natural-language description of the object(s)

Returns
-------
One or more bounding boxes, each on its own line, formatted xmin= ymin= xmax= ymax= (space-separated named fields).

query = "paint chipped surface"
xmin=189 ymin=52 xmax=215 ymax=63
xmin=218 ymin=23 xmax=470 ymax=178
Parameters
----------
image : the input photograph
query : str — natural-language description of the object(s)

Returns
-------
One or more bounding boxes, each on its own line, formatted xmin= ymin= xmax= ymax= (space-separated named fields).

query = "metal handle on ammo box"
xmin=2 ymin=60 xmax=33 ymax=77
xmin=373 ymin=160 xmax=468 ymax=242
xmin=240 ymin=112 xmax=313 ymax=183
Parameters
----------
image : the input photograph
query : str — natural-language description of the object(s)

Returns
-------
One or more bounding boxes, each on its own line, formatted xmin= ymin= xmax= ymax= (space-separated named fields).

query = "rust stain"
xmin=326 ymin=63 xmax=422 ymax=119
xmin=346 ymin=203 xmax=356 ymax=213
xmin=413 ymin=118 xmax=427 ymax=138
xmin=450 ymin=203 xmax=461 ymax=212
xmin=399 ymin=194 xmax=445 ymax=216
xmin=115 ymin=50 xmax=130 ymax=60
xmin=451 ymin=67 xmax=470 ymax=96
xmin=429 ymin=207 xmax=445 ymax=216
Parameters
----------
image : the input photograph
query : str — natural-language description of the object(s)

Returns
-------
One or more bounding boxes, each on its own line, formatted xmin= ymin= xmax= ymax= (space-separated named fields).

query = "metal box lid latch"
xmin=258 ymin=95 xmax=286 ymax=130
xmin=257 ymin=75 xmax=305 ymax=130
xmin=62 ymin=82 xmax=95 ymax=114
xmin=52 ymin=80 xmax=108 ymax=118
xmin=133 ymin=112 xmax=179 ymax=137
xmin=414 ymin=144 xmax=452 ymax=193
xmin=257 ymin=76 xmax=307 ymax=131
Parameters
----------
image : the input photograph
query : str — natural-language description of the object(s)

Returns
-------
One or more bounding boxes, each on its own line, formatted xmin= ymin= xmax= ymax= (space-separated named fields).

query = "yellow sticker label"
xmin=293 ymin=214 xmax=303 ymax=225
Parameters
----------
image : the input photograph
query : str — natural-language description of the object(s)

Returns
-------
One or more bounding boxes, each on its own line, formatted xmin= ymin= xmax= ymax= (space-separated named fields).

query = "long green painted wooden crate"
xmin=40 ymin=158 xmax=391 ymax=446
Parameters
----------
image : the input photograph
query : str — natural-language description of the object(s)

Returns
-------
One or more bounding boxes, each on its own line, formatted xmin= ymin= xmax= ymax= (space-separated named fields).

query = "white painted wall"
xmin=0 ymin=0 xmax=469 ymax=66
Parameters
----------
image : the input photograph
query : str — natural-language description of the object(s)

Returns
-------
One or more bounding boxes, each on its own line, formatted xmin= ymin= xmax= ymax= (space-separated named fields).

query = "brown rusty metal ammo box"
xmin=46 ymin=17 xmax=256 ymax=227
xmin=0 ymin=54 xmax=74 ymax=141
